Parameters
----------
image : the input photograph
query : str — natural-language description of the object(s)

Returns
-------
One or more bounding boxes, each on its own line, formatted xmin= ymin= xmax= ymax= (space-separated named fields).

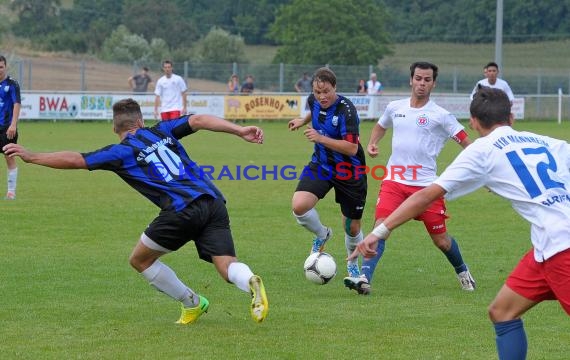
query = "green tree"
xmin=100 ymin=25 xmax=150 ymax=62
xmin=195 ymin=27 xmax=248 ymax=63
xmin=123 ymin=0 xmax=199 ymax=49
xmin=268 ymin=0 xmax=392 ymax=65
xmin=10 ymin=0 xmax=62 ymax=40
xmin=60 ymin=0 xmax=124 ymax=52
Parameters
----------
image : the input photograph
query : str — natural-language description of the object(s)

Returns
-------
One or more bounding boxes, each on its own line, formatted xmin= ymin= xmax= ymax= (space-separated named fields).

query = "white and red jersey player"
xmin=379 ymin=98 xmax=468 ymax=186
xmin=435 ymin=125 xmax=570 ymax=262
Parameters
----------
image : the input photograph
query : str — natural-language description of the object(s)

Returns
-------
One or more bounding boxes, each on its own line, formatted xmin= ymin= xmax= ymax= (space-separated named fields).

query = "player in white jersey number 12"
xmin=351 ymin=86 xmax=570 ymax=360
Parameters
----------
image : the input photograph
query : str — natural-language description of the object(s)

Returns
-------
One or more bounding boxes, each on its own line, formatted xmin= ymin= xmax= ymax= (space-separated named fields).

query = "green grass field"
xmin=2 ymin=120 xmax=569 ymax=359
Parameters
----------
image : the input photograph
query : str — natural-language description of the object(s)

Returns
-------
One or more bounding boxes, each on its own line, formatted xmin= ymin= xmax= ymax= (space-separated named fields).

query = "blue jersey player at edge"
xmin=0 ymin=55 xmax=21 ymax=200
xmin=3 ymin=98 xmax=269 ymax=324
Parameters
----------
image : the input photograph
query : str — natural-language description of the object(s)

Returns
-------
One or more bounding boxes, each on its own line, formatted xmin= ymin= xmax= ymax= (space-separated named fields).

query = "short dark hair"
xmin=312 ymin=67 xmax=336 ymax=87
xmin=113 ymin=98 xmax=143 ymax=133
xmin=142 ymin=66 xmax=149 ymax=72
xmin=470 ymin=87 xmax=511 ymax=129
xmin=410 ymin=62 xmax=438 ymax=81
xmin=162 ymin=60 xmax=173 ymax=67
xmin=484 ymin=62 xmax=499 ymax=70
xmin=0 ymin=55 xmax=6 ymax=65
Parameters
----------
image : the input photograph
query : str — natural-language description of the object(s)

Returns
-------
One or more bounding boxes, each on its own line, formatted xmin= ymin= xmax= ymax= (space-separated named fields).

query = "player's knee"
xmin=128 ymin=253 xmax=143 ymax=271
xmin=431 ymin=233 xmax=450 ymax=251
xmin=488 ymin=302 xmax=501 ymax=322
xmin=347 ymin=223 xmax=360 ymax=237
xmin=488 ymin=301 xmax=515 ymax=323
xmin=292 ymin=203 xmax=311 ymax=217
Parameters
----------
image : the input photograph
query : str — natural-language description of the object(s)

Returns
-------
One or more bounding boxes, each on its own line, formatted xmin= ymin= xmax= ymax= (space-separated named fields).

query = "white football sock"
xmin=141 ymin=260 xmax=198 ymax=307
xmin=228 ymin=262 xmax=254 ymax=293
xmin=294 ymin=209 xmax=328 ymax=239
xmin=7 ymin=167 xmax=17 ymax=193
xmin=345 ymin=231 xmax=363 ymax=265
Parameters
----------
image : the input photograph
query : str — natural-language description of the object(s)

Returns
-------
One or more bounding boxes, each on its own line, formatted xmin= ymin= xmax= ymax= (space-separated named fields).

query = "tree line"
xmin=4 ymin=0 xmax=569 ymax=66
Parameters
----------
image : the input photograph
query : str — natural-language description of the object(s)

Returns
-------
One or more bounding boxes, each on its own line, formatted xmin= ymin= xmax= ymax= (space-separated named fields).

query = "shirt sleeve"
xmin=178 ymin=76 xmax=188 ymax=92
xmin=154 ymin=80 xmax=161 ymax=96
xmin=378 ymin=102 xmax=393 ymax=129
xmin=157 ymin=116 xmax=194 ymax=139
xmin=9 ymin=79 xmax=21 ymax=104
xmin=503 ymin=81 xmax=515 ymax=102
xmin=434 ymin=142 xmax=489 ymax=200
xmin=443 ymin=113 xmax=465 ymax=140
xmin=82 ymin=145 xmax=124 ymax=171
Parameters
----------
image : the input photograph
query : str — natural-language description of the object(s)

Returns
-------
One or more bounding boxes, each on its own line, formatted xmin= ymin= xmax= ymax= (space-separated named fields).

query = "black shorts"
xmin=0 ymin=127 xmax=18 ymax=153
xmin=295 ymin=162 xmax=367 ymax=220
xmin=144 ymin=196 xmax=235 ymax=262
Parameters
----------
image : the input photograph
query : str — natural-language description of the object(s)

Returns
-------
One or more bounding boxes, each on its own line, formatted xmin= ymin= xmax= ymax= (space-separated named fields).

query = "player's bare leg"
xmin=131 ymin=235 xmax=206 ymax=324
xmin=489 ymin=285 xmax=537 ymax=360
xmin=430 ymin=232 xmax=475 ymax=291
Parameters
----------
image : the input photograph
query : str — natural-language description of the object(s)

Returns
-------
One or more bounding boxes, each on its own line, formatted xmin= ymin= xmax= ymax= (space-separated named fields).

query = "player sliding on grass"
xmin=3 ymin=98 xmax=268 ymax=324
xmin=350 ymin=87 xmax=570 ymax=359
xmin=346 ymin=61 xmax=475 ymax=295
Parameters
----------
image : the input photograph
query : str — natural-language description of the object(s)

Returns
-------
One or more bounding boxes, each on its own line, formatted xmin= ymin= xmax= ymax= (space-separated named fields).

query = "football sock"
xmin=141 ymin=260 xmax=198 ymax=307
xmin=294 ymin=209 xmax=328 ymax=239
xmin=494 ymin=319 xmax=527 ymax=360
xmin=345 ymin=231 xmax=363 ymax=267
xmin=7 ymin=167 xmax=17 ymax=193
xmin=361 ymin=239 xmax=386 ymax=282
xmin=443 ymin=237 xmax=468 ymax=274
xmin=228 ymin=262 xmax=255 ymax=293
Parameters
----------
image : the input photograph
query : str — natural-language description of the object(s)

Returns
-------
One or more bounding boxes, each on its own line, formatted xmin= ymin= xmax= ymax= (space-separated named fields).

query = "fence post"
xmin=453 ymin=66 xmax=458 ymax=93
xmin=80 ymin=60 xmax=86 ymax=91
xmin=536 ymin=69 xmax=541 ymax=118
xmin=232 ymin=62 xmax=238 ymax=76
xmin=27 ymin=60 xmax=32 ymax=90
xmin=558 ymin=88 xmax=562 ymax=125
xmin=184 ymin=61 xmax=189 ymax=82
xmin=17 ymin=61 xmax=24 ymax=90
xmin=279 ymin=63 xmax=284 ymax=93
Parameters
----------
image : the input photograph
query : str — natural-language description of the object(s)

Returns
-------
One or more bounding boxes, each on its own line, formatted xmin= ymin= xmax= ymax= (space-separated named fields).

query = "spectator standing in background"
xmin=154 ymin=60 xmax=187 ymax=121
xmin=228 ymin=74 xmax=240 ymax=94
xmin=357 ymin=79 xmax=367 ymax=94
xmin=295 ymin=72 xmax=312 ymax=93
xmin=366 ymin=72 xmax=383 ymax=95
xmin=0 ymin=55 xmax=21 ymax=200
xmin=128 ymin=66 xmax=153 ymax=93
xmin=470 ymin=62 xmax=514 ymax=105
xmin=241 ymin=75 xmax=255 ymax=94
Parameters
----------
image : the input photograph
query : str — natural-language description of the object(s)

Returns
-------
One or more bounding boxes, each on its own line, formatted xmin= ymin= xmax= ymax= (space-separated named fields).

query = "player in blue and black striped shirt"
xmin=0 ymin=55 xmax=21 ymax=200
xmin=3 ymin=98 xmax=268 ymax=324
xmin=288 ymin=67 xmax=368 ymax=292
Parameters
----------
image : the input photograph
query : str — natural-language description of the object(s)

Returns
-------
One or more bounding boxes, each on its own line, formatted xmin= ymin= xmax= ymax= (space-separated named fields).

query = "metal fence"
xmin=10 ymin=58 xmax=570 ymax=120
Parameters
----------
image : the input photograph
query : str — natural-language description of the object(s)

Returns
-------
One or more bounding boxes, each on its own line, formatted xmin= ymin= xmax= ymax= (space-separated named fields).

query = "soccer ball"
xmin=303 ymin=252 xmax=337 ymax=285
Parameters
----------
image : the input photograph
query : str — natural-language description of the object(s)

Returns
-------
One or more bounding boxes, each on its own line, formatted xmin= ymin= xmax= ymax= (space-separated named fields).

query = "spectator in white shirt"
xmin=366 ymin=72 xmax=383 ymax=95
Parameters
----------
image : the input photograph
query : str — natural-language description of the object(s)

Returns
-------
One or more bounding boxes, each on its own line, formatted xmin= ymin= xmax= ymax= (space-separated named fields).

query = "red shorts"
xmin=506 ymin=248 xmax=570 ymax=315
xmin=160 ymin=110 xmax=182 ymax=121
xmin=375 ymin=180 xmax=448 ymax=234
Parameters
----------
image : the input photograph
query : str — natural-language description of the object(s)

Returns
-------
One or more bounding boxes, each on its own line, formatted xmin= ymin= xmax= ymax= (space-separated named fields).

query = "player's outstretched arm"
xmin=188 ymin=114 xmax=264 ymax=144
xmin=2 ymin=144 xmax=87 ymax=169
xmin=348 ymin=183 xmax=446 ymax=260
